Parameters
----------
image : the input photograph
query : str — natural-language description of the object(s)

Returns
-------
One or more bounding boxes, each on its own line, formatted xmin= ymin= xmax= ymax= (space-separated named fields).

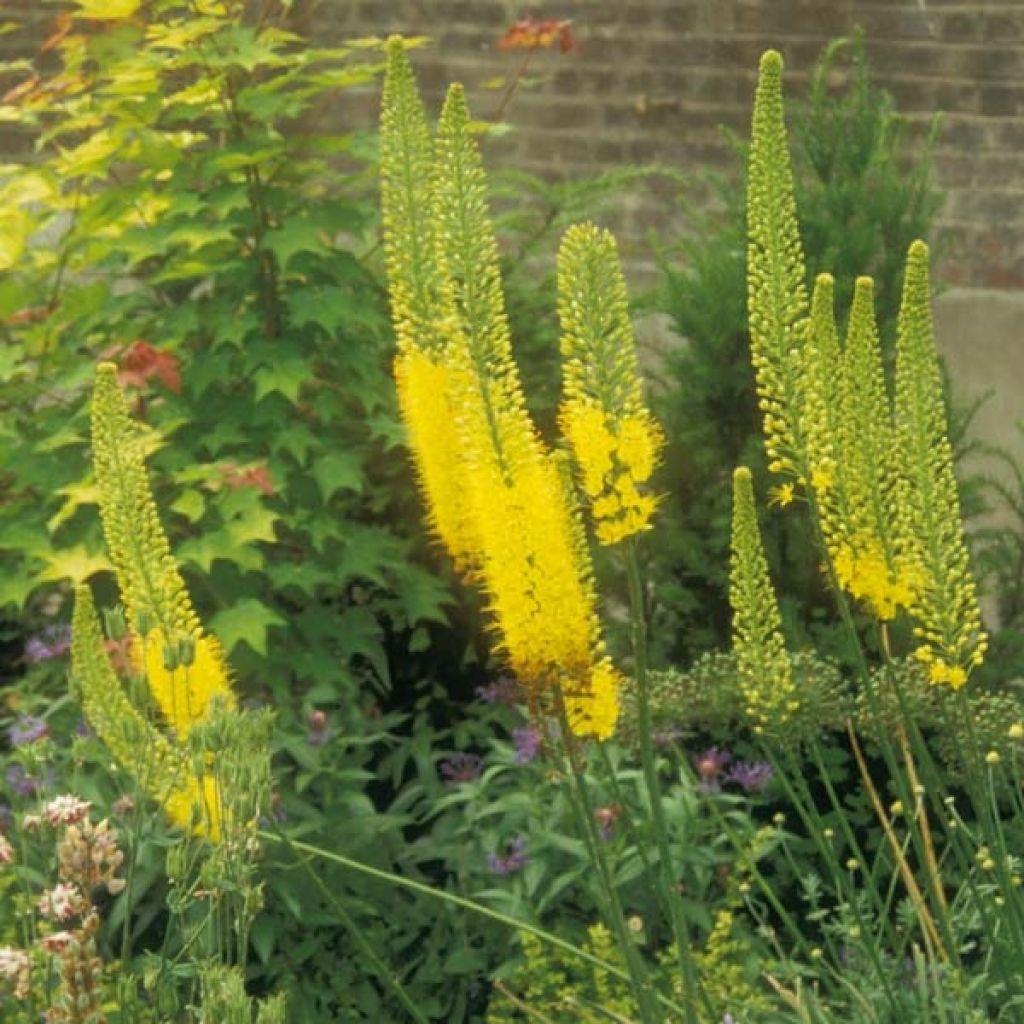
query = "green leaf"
xmin=171 ymin=489 xmax=205 ymax=523
xmin=38 ymin=545 xmax=110 ymax=585
xmin=310 ymin=450 xmax=363 ymax=502
xmin=262 ymin=218 xmax=327 ymax=269
xmin=253 ymin=356 xmax=310 ymax=404
xmin=48 ymin=478 xmax=101 ymax=532
xmin=210 ymin=598 xmax=285 ymax=657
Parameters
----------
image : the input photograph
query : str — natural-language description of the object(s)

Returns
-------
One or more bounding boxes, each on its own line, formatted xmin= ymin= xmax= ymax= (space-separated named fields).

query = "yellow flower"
xmin=564 ymin=657 xmax=621 ymax=740
xmin=768 ymin=482 xmax=795 ymax=508
xmin=140 ymin=629 xmax=232 ymax=739
xmin=394 ymin=349 xmax=479 ymax=572
xmin=557 ymin=224 xmax=663 ymax=546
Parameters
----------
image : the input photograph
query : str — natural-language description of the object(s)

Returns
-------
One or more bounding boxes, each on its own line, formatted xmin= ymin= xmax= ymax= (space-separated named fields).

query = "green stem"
xmin=625 ymin=540 xmax=703 ymax=1024
xmin=552 ymin=689 xmax=662 ymax=1024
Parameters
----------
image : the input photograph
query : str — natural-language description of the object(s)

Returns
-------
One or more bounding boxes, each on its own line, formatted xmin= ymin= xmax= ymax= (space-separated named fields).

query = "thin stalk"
xmin=553 ymin=689 xmax=663 ymax=1024
xmin=847 ymin=725 xmax=946 ymax=959
xmin=624 ymin=540 xmax=703 ymax=1024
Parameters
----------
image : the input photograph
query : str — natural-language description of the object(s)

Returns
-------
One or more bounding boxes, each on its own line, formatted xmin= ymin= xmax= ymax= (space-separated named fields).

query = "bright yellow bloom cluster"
xmin=393 ymin=350 xmax=480 ymax=572
xmin=729 ymin=467 xmax=799 ymax=734
xmin=557 ymin=223 xmax=663 ymax=546
xmin=381 ymin=40 xmax=619 ymax=736
xmin=91 ymin=364 xmax=235 ymax=736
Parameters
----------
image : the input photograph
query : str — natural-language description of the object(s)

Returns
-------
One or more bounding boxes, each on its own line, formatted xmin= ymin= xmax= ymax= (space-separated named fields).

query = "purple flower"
xmin=727 ymin=760 xmax=774 ymax=793
xmin=653 ymin=724 xmax=684 ymax=748
xmin=512 ymin=726 xmax=541 ymax=764
xmin=475 ymin=676 xmax=520 ymax=705
xmin=487 ymin=836 xmax=527 ymax=876
xmin=23 ymin=625 xmax=71 ymax=664
xmin=692 ymin=746 xmax=732 ymax=793
xmin=306 ymin=710 xmax=332 ymax=747
xmin=5 ymin=765 xmax=38 ymax=798
xmin=7 ymin=715 xmax=48 ymax=747
xmin=74 ymin=720 xmax=93 ymax=739
xmin=440 ymin=752 xmax=483 ymax=786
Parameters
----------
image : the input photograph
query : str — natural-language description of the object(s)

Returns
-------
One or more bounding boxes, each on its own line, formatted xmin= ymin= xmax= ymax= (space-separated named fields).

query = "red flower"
xmin=498 ymin=16 xmax=574 ymax=54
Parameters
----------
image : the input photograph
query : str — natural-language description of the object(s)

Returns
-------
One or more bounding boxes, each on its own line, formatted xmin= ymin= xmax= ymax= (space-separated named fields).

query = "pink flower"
xmin=0 ymin=835 xmax=12 ymax=866
xmin=44 ymin=795 xmax=91 ymax=827
xmin=38 ymin=883 xmax=80 ymax=923
xmin=0 ymin=946 xmax=28 ymax=979
xmin=38 ymin=931 xmax=74 ymax=954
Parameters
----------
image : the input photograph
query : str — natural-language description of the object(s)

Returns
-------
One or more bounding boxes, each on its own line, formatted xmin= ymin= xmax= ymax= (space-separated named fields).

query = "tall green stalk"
xmin=625 ymin=539 xmax=704 ymax=1024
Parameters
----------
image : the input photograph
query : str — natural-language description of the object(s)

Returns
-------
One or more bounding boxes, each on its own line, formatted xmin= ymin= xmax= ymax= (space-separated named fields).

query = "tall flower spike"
xmin=557 ymin=222 xmax=664 ymax=546
xmin=831 ymin=277 xmax=915 ymax=620
xmin=428 ymin=82 xmax=619 ymax=737
xmin=380 ymin=36 xmax=450 ymax=359
xmin=381 ymin=39 xmax=479 ymax=570
xmin=729 ymin=467 xmax=799 ymax=734
xmin=91 ymin=364 xmax=234 ymax=736
xmin=70 ymin=586 xmax=221 ymax=840
xmin=894 ymin=241 xmax=986 ymax=686
xmin=746 ymin=50 xmax=810 ymax=483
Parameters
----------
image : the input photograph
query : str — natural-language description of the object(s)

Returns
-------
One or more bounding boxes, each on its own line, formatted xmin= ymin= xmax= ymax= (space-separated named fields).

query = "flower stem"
xmin=624 ymin=539 xmax=704 ymax=1024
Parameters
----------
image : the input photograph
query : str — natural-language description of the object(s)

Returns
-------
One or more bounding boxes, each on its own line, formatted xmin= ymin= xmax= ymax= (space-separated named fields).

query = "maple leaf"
xmin=220 ymin=461 xmax=275 ymax=497
xmin=118 ymin=340 xmax=182 ymax=394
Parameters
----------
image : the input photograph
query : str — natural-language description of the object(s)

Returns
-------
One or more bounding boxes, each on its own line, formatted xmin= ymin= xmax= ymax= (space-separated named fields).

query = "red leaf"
xmin=220 ymin=462 xmax=275 ymax=497
xmin=118 ymin=340 xmax=181 ymax=394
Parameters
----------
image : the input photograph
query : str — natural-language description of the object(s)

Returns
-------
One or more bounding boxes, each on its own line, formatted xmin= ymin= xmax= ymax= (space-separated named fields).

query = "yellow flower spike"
xmin=746 ymin=51 xmax=811 ymax=483
xmin=729 ymin=467 xmax=798 ymax=734
xmin=91 ymin=364 xmax=235 ymax=735
xmin=893 ymin=241 xmax=987 ymax=682
xmin=71 ymin=586 xmax=222 ymax=840
xmin=557 ymin=222 xmax=663 ymax=545
xmin=381 ymin=41 xmax=480 ymax=572
xmin=434 ymin=84 xmax=617 ymax=733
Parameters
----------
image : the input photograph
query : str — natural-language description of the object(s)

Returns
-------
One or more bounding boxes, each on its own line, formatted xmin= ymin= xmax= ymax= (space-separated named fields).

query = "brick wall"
xmin=307 ymin=0 xmax=1024 ymax=289
xmin=3 ymin=1 xmax=1023 ymax=287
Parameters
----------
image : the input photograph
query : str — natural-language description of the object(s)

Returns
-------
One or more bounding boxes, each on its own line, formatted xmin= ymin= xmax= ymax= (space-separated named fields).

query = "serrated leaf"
xmin=310 ymin=450 xmax=363 ymax=502
xmin=170 ymin=489 xmax=205 ymax=523
xmin=48 ymin=478 xmax=99 ymax=533
xmin=210 ymin=597 xmax=285 ymax=656
xmin=253 ymin=356 xmax=310 ymax=404
xmin=38 ymin=545 xmax=109 ymax=585
xmin=262 ymin=218 xmax=328 ymax=269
